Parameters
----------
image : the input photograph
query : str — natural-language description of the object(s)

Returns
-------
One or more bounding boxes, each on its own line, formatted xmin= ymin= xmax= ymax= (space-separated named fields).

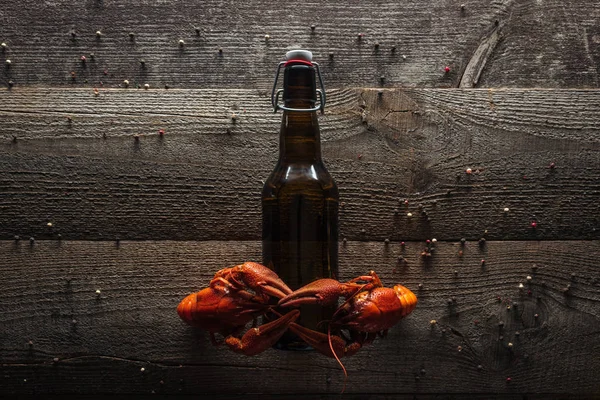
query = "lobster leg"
xmin=347 ymin=270 xmax=383 ymax=288
xmin=287 ymin=323 xmax=362 ymax=358
xmin=209 ymin=277 xmax=266 ymax=303
xmin=224 ymin=309 xmax=300 ymax=356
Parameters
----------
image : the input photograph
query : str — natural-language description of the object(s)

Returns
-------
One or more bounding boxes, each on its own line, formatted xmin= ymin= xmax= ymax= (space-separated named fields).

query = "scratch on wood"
xmin=380 ymin=109 xmax=412 ymax=123
xmin=581 ymin=27 xmax=599 ymax=87
xmin=459 ymin=23 xmax=504 ymax=88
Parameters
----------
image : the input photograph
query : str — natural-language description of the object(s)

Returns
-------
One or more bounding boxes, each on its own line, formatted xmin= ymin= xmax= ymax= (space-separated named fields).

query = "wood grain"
xmin=0 ymin=0 xmax=599 ymax=88
xmin=0 ymin=397 xmax=573 ymax=400
xmin=1 ymin=240 xmax=598 ymax=395
xmin=2 ymin=1 xmax=599 ymax=398
xmin=1 ymin=88 xmax=599 ymax=241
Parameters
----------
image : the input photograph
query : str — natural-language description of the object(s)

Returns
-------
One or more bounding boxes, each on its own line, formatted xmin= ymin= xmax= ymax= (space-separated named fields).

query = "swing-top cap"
xmin=272 ymin=49 xmax=325 ymax=113
xmin=285 ymin=49 xmax=313 ymax=63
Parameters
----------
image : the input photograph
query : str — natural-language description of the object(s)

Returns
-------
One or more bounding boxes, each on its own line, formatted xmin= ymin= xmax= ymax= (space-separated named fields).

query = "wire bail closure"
xmin=271 ymin=61 xmax=326 ymax=114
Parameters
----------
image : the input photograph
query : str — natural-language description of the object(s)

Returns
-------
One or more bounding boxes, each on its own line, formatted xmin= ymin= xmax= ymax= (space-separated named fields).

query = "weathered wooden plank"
xmin=0 ymin=0 xmax=599 ymax=88
xmin=1 ymin=240 xmax=599 ymax=395
xmin=0 ymin=395 xmax=565 ymax=400
xmin=0 ymin=396 xmax=570 ymax=400
xmin=1 ymin=88 xmax=599 ymax=241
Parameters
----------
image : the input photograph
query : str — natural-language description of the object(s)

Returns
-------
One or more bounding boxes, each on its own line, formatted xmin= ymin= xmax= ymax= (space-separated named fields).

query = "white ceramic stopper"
xmin=285 ymin=49 xmax=313 ymax=62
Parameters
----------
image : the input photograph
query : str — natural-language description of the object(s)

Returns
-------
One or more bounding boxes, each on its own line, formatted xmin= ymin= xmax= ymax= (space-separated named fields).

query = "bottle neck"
xmin=279 ymin=107 xmax=321 ymax=163
xmin=278 ymin=63 xmax=321 ymax=163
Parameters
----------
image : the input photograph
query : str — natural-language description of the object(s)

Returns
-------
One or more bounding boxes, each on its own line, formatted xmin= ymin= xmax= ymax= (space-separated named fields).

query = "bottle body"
xmin=262 ymin=111 xmax=339 ymax=349
xmin=262 ymin=161 xmax=339 ymax=285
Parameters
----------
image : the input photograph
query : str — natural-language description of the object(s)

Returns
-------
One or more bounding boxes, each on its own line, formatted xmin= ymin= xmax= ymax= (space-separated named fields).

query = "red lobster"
xmin=177 ymin=263 xmax=417 ymax=366
xmin=277 ymin=270 xmax=417 ymax=376
xmin=177 ymin=262 xmax=299 ymax=355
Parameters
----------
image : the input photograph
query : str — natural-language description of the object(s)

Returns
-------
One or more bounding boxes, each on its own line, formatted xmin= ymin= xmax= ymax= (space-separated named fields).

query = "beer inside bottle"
xmin=262 ymin=50 xmax=339 ymax=350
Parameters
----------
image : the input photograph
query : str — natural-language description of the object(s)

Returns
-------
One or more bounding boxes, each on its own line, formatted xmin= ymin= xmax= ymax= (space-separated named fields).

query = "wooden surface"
xmin=2 ymin=0 xmax=600 ymax=397
xmin=0 ymin=0 xmax=600 ymax=89
xmin=1 ymin=88 xmax=599 ymax=241
xmin=1 ymin=240 xmax=599 ymax=396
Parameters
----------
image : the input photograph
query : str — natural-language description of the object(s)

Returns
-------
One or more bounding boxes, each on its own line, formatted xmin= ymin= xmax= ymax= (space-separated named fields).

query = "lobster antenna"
xmin=271 ymin=308 xmax=347 ymax=390
xmin=316 ymin=319 xmax=332 ymax=330
xmin=328 ymin=279 xmax=373 ymax=394
xmin=328 ymin=323 xmax=348 ymax=394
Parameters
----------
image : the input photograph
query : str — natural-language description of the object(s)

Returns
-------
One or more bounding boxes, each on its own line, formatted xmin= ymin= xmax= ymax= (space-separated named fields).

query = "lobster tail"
xmin=393 ymin=285 xmax=418 ymax=317
xmin=177 ymin=292 xmax=198 ymax=324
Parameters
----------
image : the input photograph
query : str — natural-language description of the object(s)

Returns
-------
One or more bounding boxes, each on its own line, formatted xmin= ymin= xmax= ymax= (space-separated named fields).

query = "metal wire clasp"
xmin=271 ymin=61 xmax=326 ymax=114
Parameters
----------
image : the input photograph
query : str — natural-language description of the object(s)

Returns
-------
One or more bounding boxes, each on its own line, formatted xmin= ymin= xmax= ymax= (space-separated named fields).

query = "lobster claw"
xmin=278 ymin=273 xmax=380 ymax=309
xmin=212 ymin=262 xmax=293 ymax=299
xmin=277 ymin=279 xmax=345 ymax=308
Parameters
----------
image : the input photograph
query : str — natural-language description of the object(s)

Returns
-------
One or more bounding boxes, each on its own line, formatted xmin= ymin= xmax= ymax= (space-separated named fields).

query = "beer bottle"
xmin=262 ymin=50 xmax=339 ymax=350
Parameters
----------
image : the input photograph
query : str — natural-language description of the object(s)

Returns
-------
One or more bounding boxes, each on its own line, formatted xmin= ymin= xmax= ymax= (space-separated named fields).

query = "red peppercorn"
xmin=531 ymin=221 xmax=537 ymax=228
xmin=159 ymin=129 xmax=165 ymax=135
xmin=444 ymin=66 xmax=450 ymax=73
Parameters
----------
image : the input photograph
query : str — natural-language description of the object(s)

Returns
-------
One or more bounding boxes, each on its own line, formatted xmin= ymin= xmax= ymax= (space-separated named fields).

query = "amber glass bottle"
xmin=262 ymin=50 xmax=339 ymax=350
